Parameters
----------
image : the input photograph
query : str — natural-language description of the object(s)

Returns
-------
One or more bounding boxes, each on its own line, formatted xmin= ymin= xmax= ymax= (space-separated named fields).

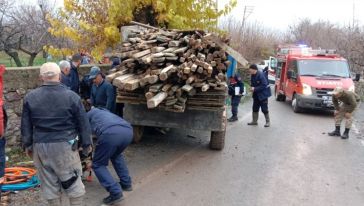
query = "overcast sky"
xmin=219 ymin=0 xmax=364 ymax=31
xmin=23 ymin=0 xmax=364 ymax=31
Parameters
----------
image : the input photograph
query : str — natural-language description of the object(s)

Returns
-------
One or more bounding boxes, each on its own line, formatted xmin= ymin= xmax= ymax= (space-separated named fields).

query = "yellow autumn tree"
xmin=47 ymin=0 xmax=237 ymax=60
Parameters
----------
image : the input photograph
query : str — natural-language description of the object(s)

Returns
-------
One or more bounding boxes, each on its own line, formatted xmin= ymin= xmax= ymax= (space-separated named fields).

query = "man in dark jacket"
xmin=83 ymin=102 xmax=133 ymax=205
xmin=228 ymin=74 xmax=244 ymax=122
xmin=21 ymin=62 xmax=92 ymax=206
xmin=89 ymin=66 xmax=116 ymax=113
xmin=69 ymin=54 xmax=82 ymax=94
xmin=328 ymin=87 xmax=359 ymax=139
xmin=59 ymin=60 xmax=72 ymax=89
xmin=80 ymin=74 xmax=92 ymax=100
xmin=247 ymin=64 xmax=272 ymax=127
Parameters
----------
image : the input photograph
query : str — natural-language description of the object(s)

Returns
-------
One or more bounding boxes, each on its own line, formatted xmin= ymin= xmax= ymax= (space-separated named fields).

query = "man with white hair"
xmin=21 ymin=62 xmax=92 ymax=206
xmin=59 ymin=60 xmax=72 ymax=89
xmin=328 ymin=87 xmax=360 ymax=139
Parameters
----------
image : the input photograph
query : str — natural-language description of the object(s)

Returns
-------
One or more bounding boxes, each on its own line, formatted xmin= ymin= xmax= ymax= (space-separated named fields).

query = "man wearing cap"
xmin=328 ymin=87 xmax=360 ymax=139
xmin=69 ymin=53 xmax=82 ymax=94
xmin=89 ymin=66 xmax=116 ymax=112
xmin=247 ymin=64 xmax=272 ymax=127
xmin=59 ymin=60 xmax=72 ymax=89
xmin=21 ymin=62 xmax=92 ymax=206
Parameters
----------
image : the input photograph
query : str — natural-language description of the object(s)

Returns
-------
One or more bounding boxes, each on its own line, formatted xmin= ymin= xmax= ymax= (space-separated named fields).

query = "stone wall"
xmin=3 ymin=64 xmax=111 ymax=146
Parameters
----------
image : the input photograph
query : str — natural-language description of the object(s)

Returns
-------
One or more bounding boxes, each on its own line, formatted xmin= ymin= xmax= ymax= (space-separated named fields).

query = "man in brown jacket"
xmin=328 ymin=87 xmax=360 ymax=139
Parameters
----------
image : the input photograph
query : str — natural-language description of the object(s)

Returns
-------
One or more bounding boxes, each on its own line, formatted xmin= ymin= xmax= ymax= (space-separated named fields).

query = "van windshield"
xmin=298 ymin=60 xmax=350 ymax=78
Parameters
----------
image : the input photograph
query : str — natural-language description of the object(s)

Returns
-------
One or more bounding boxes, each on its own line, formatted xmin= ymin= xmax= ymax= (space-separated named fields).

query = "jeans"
xmin=92 ymin=126 xmax=133 ymax=196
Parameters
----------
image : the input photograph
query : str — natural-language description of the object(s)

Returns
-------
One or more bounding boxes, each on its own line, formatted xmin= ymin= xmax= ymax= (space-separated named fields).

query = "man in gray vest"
xmin=21 ymin=62 xmax=92 ymax=206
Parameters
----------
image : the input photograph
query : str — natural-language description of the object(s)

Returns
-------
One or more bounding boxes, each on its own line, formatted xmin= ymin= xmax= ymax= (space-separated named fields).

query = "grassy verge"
xmin=0 ymin=51 xmax=61 ymax=67
xmin=6 ymin=146 xmax=32 ymax=167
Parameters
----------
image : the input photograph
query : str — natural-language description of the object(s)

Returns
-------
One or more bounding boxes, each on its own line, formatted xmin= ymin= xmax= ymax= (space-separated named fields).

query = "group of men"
xmin=228 ymin=64 xmax=359 ymax=139
xmin=20 ymin=54 xmax=132 ymax=206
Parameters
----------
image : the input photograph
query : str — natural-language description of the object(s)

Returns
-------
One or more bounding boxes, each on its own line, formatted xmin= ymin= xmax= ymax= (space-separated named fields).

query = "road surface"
xmin=10 ymin=97 xmax=364 ymax=206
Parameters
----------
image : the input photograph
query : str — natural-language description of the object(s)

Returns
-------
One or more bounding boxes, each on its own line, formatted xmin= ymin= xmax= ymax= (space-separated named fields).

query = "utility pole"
xmin=352 ymin=0 xmax=356 ymax=29
xmin=240 ymin=5 xmax=254 ymax=40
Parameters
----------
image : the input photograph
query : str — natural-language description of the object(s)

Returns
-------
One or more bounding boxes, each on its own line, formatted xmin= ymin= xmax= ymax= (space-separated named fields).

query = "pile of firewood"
xmin=107 ymin=29 xmax=229 ymax=112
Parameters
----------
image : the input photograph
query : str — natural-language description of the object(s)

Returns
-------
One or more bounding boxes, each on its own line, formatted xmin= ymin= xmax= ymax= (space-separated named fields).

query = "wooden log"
xmin=156 ymin=35 xmax=171 ymax=43
xmin=132 ymin=49 xmax=151 ymax=59
xmin=169 ymin=41 xmax=180 ymax=47
xmin=149 ymin=83 xmax=164 ymax=93
xmin=151 ymin=69 xmax=162 ymax=75
xmin=165 ymin=98 xmax=178 ymax=106
xmin=124 ymin=78 xmax=140 ymax=91
xmin=177 ymin=96 xmax=187 ymax=104
xmin=145 ymin=92 xmax=155 ymax=100
xmin=160 ymin=65 xmax=175 ymax=81
xmin=197 ymin=53 xmax=206 ymax=60
xmin=147 ymin=92 xmax=168 ymax=108
xmin=142 ymin=55 xmax=152 ymax=64
xmin=152 ymin=57 xmax=166 ymax=63
xmin=148 ymin=75 xmax=159 ymax=84
xmin=166 ymin=56 xmax=179 ymax=61
xmin=179 ymin=57 xmax=186 ymax=63
xmin=113 ymin=74 xmax=135 ymax=88
xmin=120 ymin=50 xmax=139 ymax=58
xmin=186 ymin=75 xmax=195 ymax=84
xmin=201 ymin=83 xmax=210 ymax=92
xmin=197 ymin=67 xmax=204 ymax=74
xmin=122 ymin=43 xmax=132 ymax=47
xmin=182 ymin=84 xmax=193 ymax=92
xmin=191 ymin=64 xmax=198 ymax=72
xmin=143 ymin=40 xmax=157 ymax=44
xmin=183 ymin=67 xmax=191 ymax=74
xmin=106 ymin=69 xmax=129 ymax=82
xmin=176 ymin=88 xmax=182 ymax=98
xmin=211 ymin=61 xmax=217 ymax=67
xmin=162 ymin=84 xmax=173 ymax=92
xmin=163 ymin=47 xmax=178 ymax=53
xmin=150 ymin=46 xmax=166 ymax=53
xmin=151 ymin=53 xmax=164 ymax=58
xmin=207 ymin=65 xmax=213 ymax=74
xmin=173 ymin=47 xmax=188 ymax=54
xmin=163 ymin=53 xmax=176 ymax=57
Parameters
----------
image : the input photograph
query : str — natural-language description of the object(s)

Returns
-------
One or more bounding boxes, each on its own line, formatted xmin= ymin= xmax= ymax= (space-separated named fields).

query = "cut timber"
xmin=182 ymin=85 xmax=193 ymax=92
xmin=163 ymin=53 xmax=176 ymax=57
xmin=165 ymin=98 xmax=178 ymax=106
xmin=162 ymin=84 xmax=173 ymax=92
xmin=151 ymin=47 xmax=166 ymax=53
xmin=166 ymin=57 xmax=179 ymax=61
xmin=163 ymin=47 xmax=178 ymax=53
xmin=169 ymin=41 xmax=180 ymax=47
xmin=201 ymin=83 xmax=210 ymax=92
xmin=151 ymin=53 xmax=164 ymax=58
xmin=148 ymin=75 xmax=159 ymax=84
xmin=149 ymin=83 xmax=163 ymax=93
xmin=145 ymin=92 xmax=155 ymax=100
xmin=183 ymin=67 xmax=191 ymax=74
xmin=191 ymin=64 xmax=198 ymax=72
xmin=113 ymin=74 xmax=135 ymax=88
xmin=124 ymin=78 xmax=140 ymax=91
xmin=106 ymin=69 xmax=128 ymax=82
xmin=132 ymin=49 xmax=151 ymax=59
xmin=140 ymin=74 xmax=151 ymax=87
xmin=186 ymin=76 xmax=195 ymax=84
xmin=207 ymin=34 xmax=249 ymax=66
xmin=147 ymin=92 xmax=168 ymax=108
xmin=173 ymin=47 xmax=188 ymax=54
xmin=152 ymin=57 xmax=166 ymax=63
xmin=160 ymin=65 xmax=175 ymax=81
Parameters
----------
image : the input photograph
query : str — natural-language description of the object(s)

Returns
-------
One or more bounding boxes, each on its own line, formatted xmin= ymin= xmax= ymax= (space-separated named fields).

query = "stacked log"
xmin=107 ymin=29 xmax=229 ymax=112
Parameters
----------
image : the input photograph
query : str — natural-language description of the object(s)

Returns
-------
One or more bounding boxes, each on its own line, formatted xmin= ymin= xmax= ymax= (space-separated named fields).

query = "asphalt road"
xmin=118 ymin=97 xmax=364 ymax=206
xmin=9 ymin=97 xmax=364 ymax=206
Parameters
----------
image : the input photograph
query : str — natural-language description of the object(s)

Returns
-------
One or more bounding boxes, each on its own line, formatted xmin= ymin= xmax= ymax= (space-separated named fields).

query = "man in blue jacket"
xmin=228 ymin=74 xmax=244 ymax=122
xmin=69 ymin=54 xmax=82 ymax=94
xmin=21 ymin=62 xmax=92 ymax=206
xmin=83 ymin=102 xmax=133 ymax=205
xmin=247 ymin=64 xmax=272 ymax=127
xmin=89 ymin=66 xmax=116 ymax=113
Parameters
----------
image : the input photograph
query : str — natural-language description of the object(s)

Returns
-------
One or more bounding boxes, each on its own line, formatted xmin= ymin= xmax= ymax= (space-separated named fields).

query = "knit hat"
xmin=40 ymin=62 xmax=61 ymax=77
xmin=249 ymin=64 xmax=258 ymax=70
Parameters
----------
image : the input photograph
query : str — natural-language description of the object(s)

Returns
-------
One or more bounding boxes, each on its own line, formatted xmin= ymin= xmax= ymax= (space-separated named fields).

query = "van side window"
xmin=288 ymin=60 xmax=298 ymax=79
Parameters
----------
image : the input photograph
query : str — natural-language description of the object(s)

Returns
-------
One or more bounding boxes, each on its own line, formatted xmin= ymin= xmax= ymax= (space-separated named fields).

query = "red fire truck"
xmin=271 ymin=45 xmax=359 ymax=113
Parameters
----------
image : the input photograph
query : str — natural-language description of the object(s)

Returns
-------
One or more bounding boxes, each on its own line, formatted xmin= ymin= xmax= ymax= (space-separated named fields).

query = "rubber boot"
xmin=328 ymin=126 xmax=340 ymax=136
xmin=47 ymin=198 xmax=61 ymax=206
xmin=264 ymin=113 xmax=270 ymax=127
xmin=341 ymin=128 xmax=350 ymax=139
xmin=69 ymin=196 xmax=84 ymax=206
xmin=228 ymin=115 xmax=238 ymax=122
xmin=247 ymin=112 xmax=259 ymax=126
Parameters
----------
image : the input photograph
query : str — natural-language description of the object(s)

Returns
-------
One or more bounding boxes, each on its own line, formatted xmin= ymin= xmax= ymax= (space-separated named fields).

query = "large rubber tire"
xmin=292 ymin=94 xmax=301 ymax=113
xmin=275 ymin=88 xmax=286 ymax=102
xmin=132 ymin=125 xmax=144 ymax=143
xmin=209 ymin=131 xmax=225 ymax=150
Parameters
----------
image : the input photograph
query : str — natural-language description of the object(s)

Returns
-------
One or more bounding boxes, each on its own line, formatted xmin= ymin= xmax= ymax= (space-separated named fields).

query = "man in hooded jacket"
xmin=228 ymin=74 xmax=244 ymax=122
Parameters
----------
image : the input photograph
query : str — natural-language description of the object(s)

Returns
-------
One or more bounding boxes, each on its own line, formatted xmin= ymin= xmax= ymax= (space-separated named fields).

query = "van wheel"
xmin=275 ymin=88 xmax=286 ymax=102
xmin=292 ymin=94 xmax=301 ymax=113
